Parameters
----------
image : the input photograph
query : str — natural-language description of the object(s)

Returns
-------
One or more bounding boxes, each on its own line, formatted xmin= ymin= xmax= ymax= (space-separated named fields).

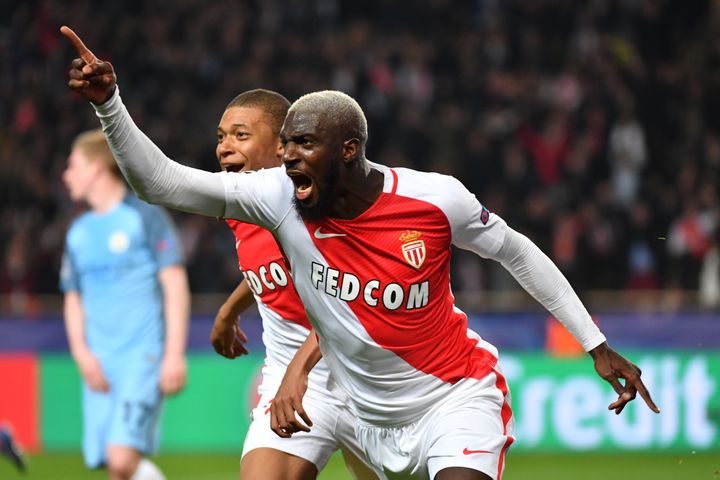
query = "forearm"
xmin=219 ymin=280 xmax=256 ymax=323
xmin=92 ymin=88 xmax=228 ymax=217
xmin=288 ymin=331 xmax=323 ymax=376
xmin=159 ymin=266 xmax=190 ymax=358
xmin=490 ymin=227 xmax=606 ymax=351
xmin=63 ymin=292 xmax=90 ymax=360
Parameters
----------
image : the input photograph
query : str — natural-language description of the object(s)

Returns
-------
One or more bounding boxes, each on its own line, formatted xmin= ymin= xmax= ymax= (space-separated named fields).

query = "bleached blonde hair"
xmin=288 ymin=90 xmax=368 ymax=153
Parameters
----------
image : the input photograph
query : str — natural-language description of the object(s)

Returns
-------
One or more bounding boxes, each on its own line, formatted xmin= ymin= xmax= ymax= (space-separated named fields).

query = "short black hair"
xmin=225 ymin=89 xmax=290 ymax=134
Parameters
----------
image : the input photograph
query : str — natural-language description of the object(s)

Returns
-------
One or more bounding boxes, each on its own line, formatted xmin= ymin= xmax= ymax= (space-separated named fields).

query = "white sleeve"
xmin=486 ymin=227 xmax=606 ymax=352
xmin=443 ymin=178 xmax=605 ymax=352
xmin=92 ymin=88 xmax=287 ymax=229
xmin=442 ymin=175 xmax=508 ymax=258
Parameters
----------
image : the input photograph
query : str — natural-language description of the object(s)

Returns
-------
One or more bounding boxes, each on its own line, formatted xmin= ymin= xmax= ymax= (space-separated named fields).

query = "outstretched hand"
xmin=590 ymin=342 xmax=660 ymax=415
xmin=60 ymin=26 xmax=116 ymax=104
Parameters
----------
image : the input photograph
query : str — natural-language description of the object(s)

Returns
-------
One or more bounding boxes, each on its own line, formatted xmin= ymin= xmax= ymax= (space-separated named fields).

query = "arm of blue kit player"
xmin=270 ymin=332 xmax=321 ymax=438
xmin=63 ymin=291 xmax=110 ymax=392
xmin=210 ymin=281 xmax=253 ymax=358
xmin=158 ymin=265 xmax=190 ymax=395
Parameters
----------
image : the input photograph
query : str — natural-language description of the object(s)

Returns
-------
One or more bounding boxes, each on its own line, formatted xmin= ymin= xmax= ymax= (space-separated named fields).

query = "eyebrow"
xmin=217 ymin=123 xmax=251 ymax=133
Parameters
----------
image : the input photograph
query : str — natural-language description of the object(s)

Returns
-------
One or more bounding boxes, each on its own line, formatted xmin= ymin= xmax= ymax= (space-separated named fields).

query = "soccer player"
xmin=208 ymin=89 xmax=377 ymax=479
xmin=60 ymin=128 xmax=190 ymax=480
xmin=62 ymin=27 xmax=659 ymax=480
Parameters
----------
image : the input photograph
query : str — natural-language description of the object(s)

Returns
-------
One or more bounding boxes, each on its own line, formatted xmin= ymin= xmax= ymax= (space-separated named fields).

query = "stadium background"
xmin=1 ymin=0 xmax=719 ymax=478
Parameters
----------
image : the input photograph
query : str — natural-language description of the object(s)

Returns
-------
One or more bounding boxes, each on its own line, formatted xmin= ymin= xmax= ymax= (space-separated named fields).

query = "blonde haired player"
xmin=61 ymin=128 xmax=189 ymax=480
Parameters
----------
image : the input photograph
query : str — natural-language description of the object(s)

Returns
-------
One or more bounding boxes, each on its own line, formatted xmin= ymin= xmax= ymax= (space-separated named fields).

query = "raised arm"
xmin=61 ymin=26 xmax=229 ymax=217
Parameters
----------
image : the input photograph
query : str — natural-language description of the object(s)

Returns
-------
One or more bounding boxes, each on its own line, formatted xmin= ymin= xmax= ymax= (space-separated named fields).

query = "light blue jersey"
xmin=60 ymin=194 xmax=182 ymax=362
xmin=60 ymin=193 xmax=183 ymax=467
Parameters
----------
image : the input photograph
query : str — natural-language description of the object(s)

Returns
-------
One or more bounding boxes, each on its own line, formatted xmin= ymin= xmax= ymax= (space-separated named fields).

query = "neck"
xmin=87 ymin=177 xmax=127 ymax=213
xmin=329 ymin=160 xmax=384 ymax=219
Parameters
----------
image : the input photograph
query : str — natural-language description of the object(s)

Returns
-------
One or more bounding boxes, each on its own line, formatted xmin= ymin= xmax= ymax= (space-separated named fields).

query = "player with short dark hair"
xmin=209 ymin=88 xmax=376 ymax=479
xmin=62 ymin=27 xmax=659 ymax=480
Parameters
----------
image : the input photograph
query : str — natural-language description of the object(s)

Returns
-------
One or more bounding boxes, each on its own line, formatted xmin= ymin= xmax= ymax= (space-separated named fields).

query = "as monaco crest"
xmin=399 ymin=230 xmax=426 ymax=269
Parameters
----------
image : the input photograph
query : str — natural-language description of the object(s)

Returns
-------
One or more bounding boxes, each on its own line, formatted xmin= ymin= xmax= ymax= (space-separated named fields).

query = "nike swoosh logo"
xmin=235 ymin=239 xmax=242 ymax=248
xmin=463 ymin=448 xmax=493 ymax=455
xmin=314 ymin=227 xmax=347 ymax=239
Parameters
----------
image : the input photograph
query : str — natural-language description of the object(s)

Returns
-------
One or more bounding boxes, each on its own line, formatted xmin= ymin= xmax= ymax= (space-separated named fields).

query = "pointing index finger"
xmin=60 ymin=26 xmax=97 ymax=64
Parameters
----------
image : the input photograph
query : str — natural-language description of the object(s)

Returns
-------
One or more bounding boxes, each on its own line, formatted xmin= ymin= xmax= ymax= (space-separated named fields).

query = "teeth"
xmin=296 ymin=183 xmax=312 ymax=200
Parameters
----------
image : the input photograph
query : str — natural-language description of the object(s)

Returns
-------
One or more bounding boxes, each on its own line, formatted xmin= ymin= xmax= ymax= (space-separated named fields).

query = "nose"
xmin=281 ymin=141 xmax=297 ymax=166
xmin=217 ymin=137 xmax=233 ymax=159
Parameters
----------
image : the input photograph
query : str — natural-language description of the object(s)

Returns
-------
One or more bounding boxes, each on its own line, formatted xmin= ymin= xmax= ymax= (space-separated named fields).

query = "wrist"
xmin=588 ymin=341 xmax=609 ymax=359
xmin=218 ymin=303 xmax=241 ymax=324
xmin=70 ymin=344 xmax=91 ymax=362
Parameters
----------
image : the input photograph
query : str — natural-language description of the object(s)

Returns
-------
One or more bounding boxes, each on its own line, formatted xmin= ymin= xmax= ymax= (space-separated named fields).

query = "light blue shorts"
xmin=82 ymin=357 xmax=163 ymax=468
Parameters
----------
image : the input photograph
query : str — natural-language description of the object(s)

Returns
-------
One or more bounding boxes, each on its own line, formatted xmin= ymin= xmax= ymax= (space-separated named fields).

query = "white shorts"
xmin=355 ymin=367 xmax=514 ymax=480
xmin=242 ymin=367 xmax=376 ymax=475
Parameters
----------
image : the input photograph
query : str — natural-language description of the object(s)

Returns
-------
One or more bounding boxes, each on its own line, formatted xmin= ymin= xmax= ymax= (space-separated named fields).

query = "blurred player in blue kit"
xmin=60 ymin=129 xmax=190 ymax=480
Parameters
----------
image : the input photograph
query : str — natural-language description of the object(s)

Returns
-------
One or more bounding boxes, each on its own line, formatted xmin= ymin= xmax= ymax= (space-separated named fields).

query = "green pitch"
xmin=0 ymin=451 xmax=717 ymax=479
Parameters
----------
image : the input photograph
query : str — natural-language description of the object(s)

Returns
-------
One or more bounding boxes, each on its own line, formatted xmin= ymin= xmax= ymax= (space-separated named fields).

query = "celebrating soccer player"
xmin=208 ymin=89 xmax=377 ymax=479
xmin=62 ymin=26 xmax=659 ymax=480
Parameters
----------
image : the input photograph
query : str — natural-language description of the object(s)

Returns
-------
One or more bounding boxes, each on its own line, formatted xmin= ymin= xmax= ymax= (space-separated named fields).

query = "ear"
xmin=342 ymin=138 xmax=360 ymax=164
xmin=275 ymin=138 xmax=284 ymax=160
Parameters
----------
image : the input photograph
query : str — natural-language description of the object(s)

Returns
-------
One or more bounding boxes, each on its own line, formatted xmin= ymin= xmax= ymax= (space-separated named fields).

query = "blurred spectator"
xmin=699 ymin=228 xmax=720 ymax=309
xmin=1 ymin=0 xmax=719 ymax=313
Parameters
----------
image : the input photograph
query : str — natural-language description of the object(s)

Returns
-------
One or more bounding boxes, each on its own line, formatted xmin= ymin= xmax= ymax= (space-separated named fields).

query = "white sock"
xmin=130 ymin=459 xmax=166 ymax=480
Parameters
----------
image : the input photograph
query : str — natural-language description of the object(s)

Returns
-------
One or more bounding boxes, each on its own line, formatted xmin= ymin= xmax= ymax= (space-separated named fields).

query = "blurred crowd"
xmin=3 ymin=0 xmax=720 ymax=315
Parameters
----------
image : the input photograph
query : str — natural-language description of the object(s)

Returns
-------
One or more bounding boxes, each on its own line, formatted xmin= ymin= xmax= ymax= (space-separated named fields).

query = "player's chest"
xmin=286 ymin=200 xmax=453 ymax=287
xmin=69 ymin=215 xmax=148 ymax=270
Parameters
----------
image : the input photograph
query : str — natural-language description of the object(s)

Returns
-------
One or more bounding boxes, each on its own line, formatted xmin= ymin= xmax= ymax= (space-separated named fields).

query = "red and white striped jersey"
xmin=222 ymin=163 xmax=506 ymax=425
xmin=224 ymin=219 xmax=334 ymax=394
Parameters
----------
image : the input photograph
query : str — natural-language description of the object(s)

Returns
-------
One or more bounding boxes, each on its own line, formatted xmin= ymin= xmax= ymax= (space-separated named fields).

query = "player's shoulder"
xmin=393 ymin=166 xmax=464 ymax=189
xmin=66 ymin=209 xmax=95 ymax=236
xmin=123 ymin=193 xmax=169 ymax=218
xmin=122 ymin=193 xmax=176 ymax=228
xmin=389 ymin=165 xmax=472 ymax=205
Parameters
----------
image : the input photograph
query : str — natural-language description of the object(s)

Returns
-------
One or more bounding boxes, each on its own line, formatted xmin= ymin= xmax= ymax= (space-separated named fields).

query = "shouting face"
xmin=280 ymin=109 xmax=343 ymax=221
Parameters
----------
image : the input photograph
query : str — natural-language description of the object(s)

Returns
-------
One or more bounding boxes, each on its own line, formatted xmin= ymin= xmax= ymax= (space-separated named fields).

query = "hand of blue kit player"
xmin=210 ymin=313 xmax=249 ymax=359
xmin=60 ymin=26 xmax=117 ymax=105
xmin=160 ymin=353 xmax=187 ymax=395
xmin=590 ymin=342 xmax=660 ymax=415
xmin=270 ymin=365 xmax=313 ymax=438
xmin=75 ymin=349 xmax=110 ymax=393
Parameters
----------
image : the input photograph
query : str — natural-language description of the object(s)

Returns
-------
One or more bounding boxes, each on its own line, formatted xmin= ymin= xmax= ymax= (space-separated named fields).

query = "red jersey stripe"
xmin=225 ymin=219 xmax=311 ymax=329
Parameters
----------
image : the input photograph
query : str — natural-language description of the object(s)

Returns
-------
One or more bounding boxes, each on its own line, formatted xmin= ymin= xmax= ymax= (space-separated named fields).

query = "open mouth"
xmin=222 ymin=162 xmax=245 ymax=173
xmin=287 ymin=170 xmax=314 ymax=201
